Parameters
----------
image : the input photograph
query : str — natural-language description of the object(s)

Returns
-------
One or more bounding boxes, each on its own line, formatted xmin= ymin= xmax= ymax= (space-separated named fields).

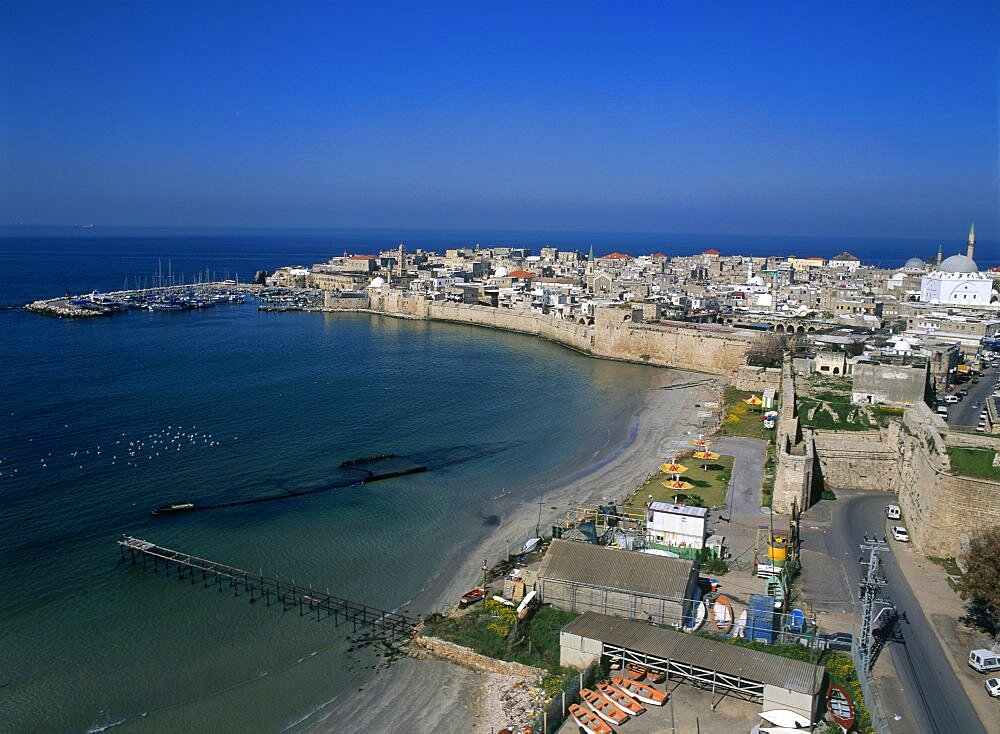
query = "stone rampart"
xmin=321 ymin=290 xmax=753 ymax=376
xmin=898 ymin=403 xmax=1000 ymax=556
xmin=733 ymin=364 xmax=783 ymax=393
xmin=812 ymin=426 xmax=900 ymax=492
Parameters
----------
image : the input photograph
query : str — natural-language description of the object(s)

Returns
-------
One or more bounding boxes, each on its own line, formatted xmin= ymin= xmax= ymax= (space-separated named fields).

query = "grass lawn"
xmin=623 ymin=454 xmax=735 ymax=513
xmin=720 ymin=387 xmax=776 ymax=439
xmin=947 ymin=447 xmax=998 ymax=480
xmin=422 ymin=604 xmax=578 ymax=674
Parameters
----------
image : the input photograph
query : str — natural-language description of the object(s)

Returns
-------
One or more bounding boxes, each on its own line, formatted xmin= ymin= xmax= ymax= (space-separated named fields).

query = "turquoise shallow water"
xmin=0 ymin=304 xmax=663 ymax=732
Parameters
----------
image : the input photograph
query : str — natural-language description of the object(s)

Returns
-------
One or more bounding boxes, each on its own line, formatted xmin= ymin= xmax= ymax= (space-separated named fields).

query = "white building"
xmin=920 ymin=255 xmax=994 ymax=306
xmin=646 ymin=502 xmax=707 ymax=555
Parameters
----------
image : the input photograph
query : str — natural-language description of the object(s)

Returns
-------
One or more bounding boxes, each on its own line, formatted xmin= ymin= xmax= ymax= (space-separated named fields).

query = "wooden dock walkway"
xmin=117 ymin=535 xmax=420 ymax=642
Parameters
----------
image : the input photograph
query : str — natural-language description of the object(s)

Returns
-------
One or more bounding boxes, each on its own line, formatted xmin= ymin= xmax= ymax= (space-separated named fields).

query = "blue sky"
xmin=1 ymin=1 xmax=997 ymax=239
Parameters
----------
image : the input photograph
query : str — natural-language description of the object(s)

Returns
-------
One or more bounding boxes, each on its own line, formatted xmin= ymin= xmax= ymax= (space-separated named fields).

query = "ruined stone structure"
xmin=733 ymin=363 xmax=783 ymax=393
xmin=772 ymin=359 xmax=814 ymax=514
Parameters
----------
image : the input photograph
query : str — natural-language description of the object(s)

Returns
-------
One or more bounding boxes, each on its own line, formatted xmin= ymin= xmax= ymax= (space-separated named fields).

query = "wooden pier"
xmin=117 ymin=536 xmax=419 ymax=642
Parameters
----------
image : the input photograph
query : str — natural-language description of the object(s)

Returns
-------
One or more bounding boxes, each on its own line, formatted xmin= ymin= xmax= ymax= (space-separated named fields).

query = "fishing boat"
xmin=516 ymin=589 xmax=537 ymax=620
xmin=713 ymin=595 xmax=734 ymax=633
xmin=567 ymin=703 xmax=613 ymax=734
xmin=759 ymin=709 xmax=812 ymax=728
xmin=611 ymin=676 xmax=667 ymax=706
xmin=580 ymin=688 xmax=629 ymax=726
xmin=684 ymin=599 xmax=707 ymax=633
xmin=596 ymin=682 xmax=645 ymax=716
xmin=765 ymin=576 xmax=785 ymax=610
xmin=459 ymin=587 xmax=486 ymax=606
xmin=827 ymin=684 xmax=856 ymax=732
xmin=732 ymin=608 xmax=748 ymax=639
xmin=151 ymin=502 xmax=196 ymax=516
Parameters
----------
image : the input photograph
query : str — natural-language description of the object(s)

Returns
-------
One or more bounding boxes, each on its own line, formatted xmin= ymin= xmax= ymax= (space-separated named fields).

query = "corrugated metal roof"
xmin=563 ymin=612 xmax=823 ymax=696
xmin=538 ymin=539 xmax=694 ymax=598
xmin=649 ymin=502 xmax=707 ymax=518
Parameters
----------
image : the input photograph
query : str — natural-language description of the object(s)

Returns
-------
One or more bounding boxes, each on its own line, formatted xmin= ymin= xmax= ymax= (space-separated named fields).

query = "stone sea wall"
xmin=812 ymin=425 xmax=900 ymax=492
xmin=325 ymin=289 xmax=753 ymax=376
xmin=413 ymin=635 xmax=544 ymax=679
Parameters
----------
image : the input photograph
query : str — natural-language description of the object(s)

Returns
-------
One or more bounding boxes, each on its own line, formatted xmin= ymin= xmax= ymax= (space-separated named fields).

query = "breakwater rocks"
xmin=27 ymin=298 xmax=107 ymax=318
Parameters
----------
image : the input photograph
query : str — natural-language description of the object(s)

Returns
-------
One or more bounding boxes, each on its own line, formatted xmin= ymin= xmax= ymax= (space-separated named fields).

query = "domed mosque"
xmin=903 ymin=256 xmax=927 ymax=271
xmin=919 ymin=223 xmax=997 ymax=305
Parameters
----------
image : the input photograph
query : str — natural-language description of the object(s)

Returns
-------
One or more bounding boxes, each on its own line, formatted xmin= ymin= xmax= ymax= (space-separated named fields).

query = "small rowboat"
xmin=827 ymin=684 xmax=856 ymax=732
xmin=713 ymin=594 xmax=734 ymax=633
xmin=459 ymin=587 xmax=485 ymax=606
xmin=568 ymin=703 xmax=613 ymax=734
xmin=597 ymin=682 xmax=645 ymax=715
xmin=626 ymin=662 xmax=665 ymax=683
xmin=684 ymin=599 xmax=707 ymax=633
xmin=759 ymin=709 xmax=812 ymax=728
xmin=611 ymin=676 xmax=667 ymax=706
xmin=581 ymin=688 xmax=629 ymax=725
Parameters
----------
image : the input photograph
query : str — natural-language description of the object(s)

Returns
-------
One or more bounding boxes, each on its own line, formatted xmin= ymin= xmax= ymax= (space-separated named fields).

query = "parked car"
xmin=970 ymin=649 xmax=1000 ymax=673
xmin=987 ymin=678 xmax=1000 ymax=698
xmin=959 ymin=389 xmax=970 ymax=397
xmin=885 ymin=504 xmax=901 ymax=520
xmin=891 ymin=526 xmax=910 ymax=542
xmin=821 ymin=632 xmax=854 ymax=651
xmin=945 ymin=395 xmax=960 ymax=404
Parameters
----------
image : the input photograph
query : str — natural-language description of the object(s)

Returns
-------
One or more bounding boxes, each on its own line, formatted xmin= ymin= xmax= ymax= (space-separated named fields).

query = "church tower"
xmin=396 ymin=243 xmax=406 ymax=276
xmin=967 ymin=222 xmax=975 ymax=261
xmin=585 ymin=243 xmax=595 ymax=277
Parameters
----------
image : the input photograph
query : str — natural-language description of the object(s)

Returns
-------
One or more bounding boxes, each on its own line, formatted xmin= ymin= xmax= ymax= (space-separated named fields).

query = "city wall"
xmin=323 ymin=290 xmax=753 ymax=376
xmin=897 ymin=404 xmax=1000 ymax=557
xmin=811 ymin=425 xmax=900 ymax=493
xmin=733 ymin=364 xmax=783 ymax=393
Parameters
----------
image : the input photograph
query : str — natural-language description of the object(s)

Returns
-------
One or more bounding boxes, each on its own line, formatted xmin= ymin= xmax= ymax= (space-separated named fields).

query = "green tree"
xmin=957 ymin=525 xmax=1000 ymax=623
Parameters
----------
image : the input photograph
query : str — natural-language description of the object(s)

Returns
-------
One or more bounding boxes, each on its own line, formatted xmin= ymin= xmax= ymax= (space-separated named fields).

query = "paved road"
xmin=944 ymin=363 xmax=999 ymax=428
xmin=800 ymin=492 xmax=985 ymax=734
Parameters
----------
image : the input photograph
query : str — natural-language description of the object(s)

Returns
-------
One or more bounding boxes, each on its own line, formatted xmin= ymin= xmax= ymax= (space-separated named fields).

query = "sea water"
xmin=0 ymin=299 xmax=663 ymax=732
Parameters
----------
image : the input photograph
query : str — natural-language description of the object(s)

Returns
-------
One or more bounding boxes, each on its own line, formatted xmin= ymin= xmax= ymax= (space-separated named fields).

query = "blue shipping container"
xmin=748 ymin=594 xmax=775 ymax=644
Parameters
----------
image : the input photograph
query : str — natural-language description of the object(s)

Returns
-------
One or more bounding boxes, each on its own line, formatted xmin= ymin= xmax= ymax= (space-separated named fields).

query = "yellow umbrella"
xmin=744 ymin=395 xmax=764 ymax=407
xmin=658 ymin=462 xmax=688 ymax=474
xmin=693 ymin=450 xmax=720 ymax=461
xmin=689 ymin=438 xmax=712 ymax=448
xmin=661 ymin=479 xmax=694 ymax=490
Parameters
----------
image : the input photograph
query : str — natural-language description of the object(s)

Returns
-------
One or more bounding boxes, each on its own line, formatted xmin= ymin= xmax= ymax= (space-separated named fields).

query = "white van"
xmin=885 ymin=504 xmax=901 ymax=520
xmin=969 ymin=649 xmax=1000 ymax=673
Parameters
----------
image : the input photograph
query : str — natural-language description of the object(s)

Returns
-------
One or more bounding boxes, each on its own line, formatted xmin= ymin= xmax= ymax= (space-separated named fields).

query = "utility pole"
xmin=858 ymin=534 xmax=893 ymax=675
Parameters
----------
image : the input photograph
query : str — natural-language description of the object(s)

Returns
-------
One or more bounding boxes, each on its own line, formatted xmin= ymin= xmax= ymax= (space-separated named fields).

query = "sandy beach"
xmin=307 ymin=367 xmax=722 ymax=733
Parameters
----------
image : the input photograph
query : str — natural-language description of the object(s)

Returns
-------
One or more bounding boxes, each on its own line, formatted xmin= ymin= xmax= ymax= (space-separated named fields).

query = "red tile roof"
xmin=507 ymin=269 xmax=535 ymax=279
xmin=600 ymin=252 xmax=633 ymax=260
xmin=350 ymin=255 xmax=376 ymax=260
xmin=703 ymin=249 xmax=720 ymax=255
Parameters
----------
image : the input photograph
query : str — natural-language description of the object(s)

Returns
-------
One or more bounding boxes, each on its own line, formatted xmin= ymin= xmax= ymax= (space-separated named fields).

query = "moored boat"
xmin=684 ymin=599 xmax=707 ymax=633
xmin=596 ymin=682 xmax=645 ymax=715
xmin=581 ymin=688 xmax=629 ymax=725
xmin=625 ymin=662 xmax=664 ymax=683
xmin=611 ymin=676 xmax=667 ymax=706
xmin=732 ymin=608 xmax=748 ymax=639
xmin=151 ymin=502 xmax=196 ymax=516
xmin=568 ymin=703 xmax=613 ymax=734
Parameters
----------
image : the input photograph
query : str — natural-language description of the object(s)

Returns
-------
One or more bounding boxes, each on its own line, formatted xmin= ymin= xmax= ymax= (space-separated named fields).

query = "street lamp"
xmin=482 ymin=559 xmax=488 ymax=593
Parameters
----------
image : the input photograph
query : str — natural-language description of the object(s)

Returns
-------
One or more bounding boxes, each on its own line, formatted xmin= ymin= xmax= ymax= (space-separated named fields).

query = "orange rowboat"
xmin=597 ymin=682 xmax=646 ymax=716
xmin=568 ymin=703 xmax=613 ymax=734
xmin=612 ymin=676 xmax=668 ymax=706
xmin=626 ymin=662 xmax=665 ymax=684
xmin=581 ymin=688 xmax=629 ymax=725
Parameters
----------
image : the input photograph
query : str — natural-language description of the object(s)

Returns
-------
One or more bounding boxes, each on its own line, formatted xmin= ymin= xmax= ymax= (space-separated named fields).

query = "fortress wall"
xmin=323 ymin=291 xmax=752 ymax=375
xmin=811 ymin=426 xmax=900 ymax=492
xmin=733 ymin=364 xmax=784 ymax=393
xmin=591 ymin=317 xmax=751 ymax=376
xmin=898 ymin=403 xmax=1000 ymax=556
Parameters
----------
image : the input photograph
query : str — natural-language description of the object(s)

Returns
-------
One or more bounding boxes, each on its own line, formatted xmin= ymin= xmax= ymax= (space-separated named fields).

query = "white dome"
xmin=938 ymin=254 xmax=979 ymax=273
xmin=367 ymin=276 xmax=386 ymax=288
xmin=494 ymin=266 xmax=509 ymax=278
xmin=903 ymin=257 xmax=925 ymax=270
